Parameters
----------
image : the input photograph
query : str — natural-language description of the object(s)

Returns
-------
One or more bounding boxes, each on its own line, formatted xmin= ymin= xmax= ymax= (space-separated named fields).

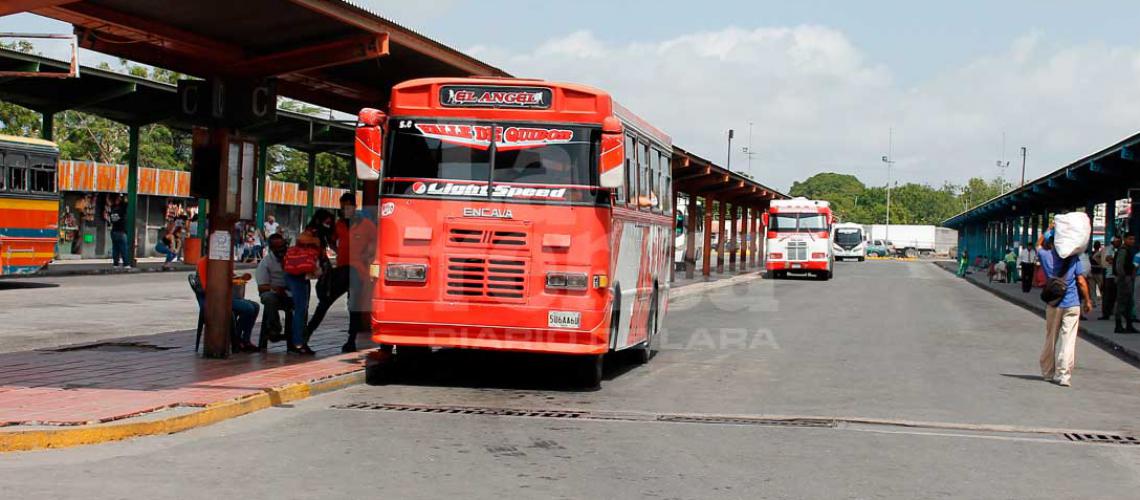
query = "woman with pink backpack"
xmin=282 ymin=210 xmax=334 ymax=355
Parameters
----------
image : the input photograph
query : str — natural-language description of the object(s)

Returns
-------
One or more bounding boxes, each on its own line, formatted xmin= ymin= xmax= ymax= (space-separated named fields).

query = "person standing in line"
xmin=1089 ymin=241 xmax=1106 ymax=308
xmin=1018 ymin=241 xmax=1037 ymax=293
xmin=1037 ymin=230 xmax=1092 ymax=387
xmin=1004 ymin=247 xmax=1018 ymax=283
xmin=303 ymin=200 xmax=359 ymax=349
xmin=1100 ymin=236 xmax=1121 ymax=320
xmin=1113 ymin=233 xmax=1138 ymax=333
xmin=106 ymin=195 xmax=131 ymax=269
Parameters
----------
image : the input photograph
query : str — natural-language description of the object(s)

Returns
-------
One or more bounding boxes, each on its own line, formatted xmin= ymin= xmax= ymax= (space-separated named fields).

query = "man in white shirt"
xmin=1017 ymin=242 xmax=1037 ymax=293
xmin=255 ymin=234 xmax=292 ymax=349
xmin=263 ymin=215 xmax=280 ymax=241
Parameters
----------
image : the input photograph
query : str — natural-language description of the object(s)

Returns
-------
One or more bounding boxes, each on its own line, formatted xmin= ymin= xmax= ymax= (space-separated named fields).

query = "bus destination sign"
xmin=440 ymin=85 xmax=552 ymax=109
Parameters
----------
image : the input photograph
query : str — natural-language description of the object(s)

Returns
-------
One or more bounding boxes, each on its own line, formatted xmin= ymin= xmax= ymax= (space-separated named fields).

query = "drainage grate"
xmin=333 ymin=403 xmax=589 ymax=420
xmin=657 ymin=414 xmax=837 ymax=428
xmin=48 ymin=342 xmax=176 ymax=353
xmin=331 ymin=403 xmax=836 ymax=429
xmin=1063 ymin=433 xmax=1140 ymax=446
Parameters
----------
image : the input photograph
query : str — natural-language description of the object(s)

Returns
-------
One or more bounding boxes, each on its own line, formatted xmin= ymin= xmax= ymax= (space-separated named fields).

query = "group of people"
xmin=196 ymin=193 xmax=373 ymax=356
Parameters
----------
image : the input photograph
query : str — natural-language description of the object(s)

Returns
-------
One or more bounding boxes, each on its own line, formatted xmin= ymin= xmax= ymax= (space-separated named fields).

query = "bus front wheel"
xmin=575 ymin=354 xmax=604 ymax=389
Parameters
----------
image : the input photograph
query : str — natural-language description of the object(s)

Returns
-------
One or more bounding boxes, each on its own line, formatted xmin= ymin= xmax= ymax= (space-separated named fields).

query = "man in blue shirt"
xmin=1036 ymin=230 xmax=1092 ymax=387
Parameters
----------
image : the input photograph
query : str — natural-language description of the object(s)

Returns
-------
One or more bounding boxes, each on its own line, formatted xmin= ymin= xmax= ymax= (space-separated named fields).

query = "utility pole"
xmin=742 ymin=122 xmax=759 ymax=177
xmin=881 ymin=128 xmax=895 ymax=244
xmin=1020 ymin=146 xmax=1027 ymax=187
xmin=726 ymin=129 xmax=734 ymax=172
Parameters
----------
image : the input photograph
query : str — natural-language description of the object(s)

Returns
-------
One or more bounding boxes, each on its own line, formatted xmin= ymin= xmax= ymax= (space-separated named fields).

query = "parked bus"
xmin=0 ymin=134 xmax=58 ymax=276
xmin=832 ymin=222 xmax=866 ymax=261
xmin=354 ymin=78 xmax=673 ymax=387
xmin=764 ymin=197 xmax=834 ymax=280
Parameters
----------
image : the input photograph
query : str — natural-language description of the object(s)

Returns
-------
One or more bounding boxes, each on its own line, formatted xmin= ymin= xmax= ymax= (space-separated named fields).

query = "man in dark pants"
xmin=1101 ymin=237 xmax=1121 ymax=320
xmin=106 ymin=195 xmax=131 ymax=269
xmin=1113 ymin=233 xmax=1138 ymax=333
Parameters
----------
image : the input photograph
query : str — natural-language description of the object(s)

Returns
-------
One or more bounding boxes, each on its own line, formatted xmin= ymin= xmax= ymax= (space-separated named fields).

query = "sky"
xmin=4 ymin=0 xmax=1140 ymax=191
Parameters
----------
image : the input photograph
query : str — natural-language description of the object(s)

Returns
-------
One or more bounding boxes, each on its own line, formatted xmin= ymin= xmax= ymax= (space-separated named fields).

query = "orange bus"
xmin=0 ymin=134 xmax=59 ymax=276
xmin=355 ymin=78 xmax=674 ymax=387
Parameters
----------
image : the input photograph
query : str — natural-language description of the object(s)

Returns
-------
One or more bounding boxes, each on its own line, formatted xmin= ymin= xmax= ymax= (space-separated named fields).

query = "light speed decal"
xmin=413 ymin=123 xmax=574 ymax=151
xmin=410 ymin=181 xmax=568 ymax=200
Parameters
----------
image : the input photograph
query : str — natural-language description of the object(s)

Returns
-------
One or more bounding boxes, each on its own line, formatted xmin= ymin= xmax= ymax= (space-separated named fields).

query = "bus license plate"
xmin=791 ymin=263 xmax=802 ymax=269
xmin=548 ymin=311 xmax=580 ymax=329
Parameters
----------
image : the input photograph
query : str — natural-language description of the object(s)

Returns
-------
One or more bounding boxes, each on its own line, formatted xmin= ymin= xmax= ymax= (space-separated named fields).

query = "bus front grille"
xmin=787 ymin=241 xmax=808 ymax=261
xmin=447 ymin=227 xmax=529 ymax=248
xmin=446 ymin=256 xmax=527 ymax=302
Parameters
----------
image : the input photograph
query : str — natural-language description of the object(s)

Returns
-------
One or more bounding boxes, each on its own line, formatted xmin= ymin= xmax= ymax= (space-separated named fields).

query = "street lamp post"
xmin=741 ymin=122 xmax=759 ymax=176
xmin=881 ymin=129 xmax=895 ymax=245
xmin=726 ymin=129 xmax=735 ymax=172
xmin=1020 ymin=146 xmax=1028 ymax=187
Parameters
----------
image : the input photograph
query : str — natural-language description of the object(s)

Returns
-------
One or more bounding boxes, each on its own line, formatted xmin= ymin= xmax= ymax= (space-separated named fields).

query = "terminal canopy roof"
xmin=943 ymin=131 xmax=1140 ymax=229
xmin=6 ymin=0 xmax=510 ymax=113
xmin=672 ymin=146 xmax=787 ymax=207
xmin=0 ymin=47 xmax=354 ymax=154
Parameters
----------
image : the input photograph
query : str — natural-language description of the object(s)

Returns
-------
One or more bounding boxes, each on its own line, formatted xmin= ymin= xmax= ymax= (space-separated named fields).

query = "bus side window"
xmin=30 ymin=155 xmax=56 ymax=193
xmin=0 ymin=153 xmax=6 ymax=192
xmin=623 ymin=134 xmax=635 ymax=206
xmin=649 ymin=147 xmax=662 ymax=213
xmin=639 ymin=141 xmax=651 ymax=210
xmin=5 ymin=152 xmax=27 ymax=192
xmin=661 ymin=151 xmax=672 ymax=213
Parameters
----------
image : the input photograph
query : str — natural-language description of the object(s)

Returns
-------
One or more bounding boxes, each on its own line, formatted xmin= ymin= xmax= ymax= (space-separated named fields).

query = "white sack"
xmin=1053 ymin=212 xmax=1091 ymax=258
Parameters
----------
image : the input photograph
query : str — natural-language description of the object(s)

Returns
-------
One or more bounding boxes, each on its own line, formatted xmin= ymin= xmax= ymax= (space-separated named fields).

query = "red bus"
xmin=355 ymin=78 xmax=674 ymax=387
xmin=0 ymin=135 xmax=59 ymax=276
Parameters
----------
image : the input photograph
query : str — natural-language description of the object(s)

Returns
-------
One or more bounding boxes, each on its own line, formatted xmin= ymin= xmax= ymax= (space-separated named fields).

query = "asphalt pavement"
xmin=2 ymin=261 xmax=1139 ymax=499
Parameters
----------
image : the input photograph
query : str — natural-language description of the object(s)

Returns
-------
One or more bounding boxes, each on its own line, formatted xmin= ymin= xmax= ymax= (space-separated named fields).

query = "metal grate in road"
xmin=331 ymin=402 xmax=836 ymax=429
xmin=1063 ymin=433 xmax=1140 ymax=446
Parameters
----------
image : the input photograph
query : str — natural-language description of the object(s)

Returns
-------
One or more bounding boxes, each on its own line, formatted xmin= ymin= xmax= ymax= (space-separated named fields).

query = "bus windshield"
xmin=771 ymin=213 xmax=829 ymax=233
xmin=835 ymin=228 xmax=863 ymax=245
xmin=384 ymin=119 xmax=598 ymax=186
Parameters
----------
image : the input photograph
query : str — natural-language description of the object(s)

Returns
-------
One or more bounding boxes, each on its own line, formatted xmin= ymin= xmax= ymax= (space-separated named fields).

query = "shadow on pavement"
xmin=382 ymin=348 xmax=644 ymax=392
xmin=0 ymin=281 xmax=60 ymax=290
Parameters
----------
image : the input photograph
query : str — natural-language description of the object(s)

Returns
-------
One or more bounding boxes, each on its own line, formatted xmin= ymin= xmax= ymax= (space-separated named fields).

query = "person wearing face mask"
xmin=304 ymin=193 xmax=365 ymax=352
xmin=255 ymin=233 xmax=294 ymax=350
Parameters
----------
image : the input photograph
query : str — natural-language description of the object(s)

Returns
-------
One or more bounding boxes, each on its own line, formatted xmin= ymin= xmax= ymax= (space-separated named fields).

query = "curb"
xmin=4 ymin=263 xmax=257 ymax=280
xmin=934 ymin=262 xmax=1140 ymax=366
xmin=0 ymin=370 xmax=364 ymax=453
xmin=670 ymin=272 xmax=764 ymax=300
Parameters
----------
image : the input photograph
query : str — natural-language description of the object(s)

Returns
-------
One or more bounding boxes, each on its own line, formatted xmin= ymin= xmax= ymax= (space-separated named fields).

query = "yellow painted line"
xmin=0 ymin=370 xmax=364 ymax=453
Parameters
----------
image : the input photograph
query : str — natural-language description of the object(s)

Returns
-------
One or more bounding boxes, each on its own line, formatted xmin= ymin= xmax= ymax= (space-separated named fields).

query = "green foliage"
xmin=789 ymin=172 xmax=1011 ymax=225
xmin=268 ymin=146 xmax=351 ymax=188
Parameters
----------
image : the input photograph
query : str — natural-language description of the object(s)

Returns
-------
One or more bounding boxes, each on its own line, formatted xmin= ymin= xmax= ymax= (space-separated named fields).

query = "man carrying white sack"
xmin=1037 ymin=220 xmax=1092 ymax=387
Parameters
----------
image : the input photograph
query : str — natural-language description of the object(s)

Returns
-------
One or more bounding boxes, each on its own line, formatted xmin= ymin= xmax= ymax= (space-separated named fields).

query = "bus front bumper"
xmin=766 ymin=260 xmax=830 ymax=271
xmin=370 ymin=300 xmax=610 ymax=355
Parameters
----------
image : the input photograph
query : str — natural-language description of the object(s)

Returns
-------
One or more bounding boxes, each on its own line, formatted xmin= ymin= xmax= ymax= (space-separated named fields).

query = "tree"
xmin=786 ymin=172 xmax=997 ymax=225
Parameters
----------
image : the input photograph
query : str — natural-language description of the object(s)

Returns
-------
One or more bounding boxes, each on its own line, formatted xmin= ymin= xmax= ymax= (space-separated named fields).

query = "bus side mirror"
xmin=599 ymin=116 xmax=624 ymax=189
xmin=761 ymin=212 xmax=769 ymax=226
xmin=355 ymin=108 xmax=387 ymax=181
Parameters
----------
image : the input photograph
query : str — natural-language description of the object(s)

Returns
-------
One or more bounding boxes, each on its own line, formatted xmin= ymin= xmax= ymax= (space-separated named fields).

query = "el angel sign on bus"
xmin=440 ymin=85 xmax=552 ymax=109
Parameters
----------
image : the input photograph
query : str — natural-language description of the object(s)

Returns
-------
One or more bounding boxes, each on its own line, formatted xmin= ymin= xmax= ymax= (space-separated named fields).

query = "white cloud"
xmin=466 ymin=27 xmax=1140 ymax=192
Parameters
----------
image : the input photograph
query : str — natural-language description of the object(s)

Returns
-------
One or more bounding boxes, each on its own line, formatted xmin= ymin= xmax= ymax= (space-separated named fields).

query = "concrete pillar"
xmin=702 ymin=196 xmax=713 ymax=278
xmin=740 ymin=207 xmax=750 ymax=270
xmin=716 ymin=200 xmax=726 ymax=274
xmin=685 ymin=195 xmax=698 ymax=279
xmin=729 ymin=204 xmax=738 ymax=272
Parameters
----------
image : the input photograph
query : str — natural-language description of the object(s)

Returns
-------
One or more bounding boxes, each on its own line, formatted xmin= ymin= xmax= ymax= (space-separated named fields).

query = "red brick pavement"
xmin=0 ymin=328 xmax=373 ymax=426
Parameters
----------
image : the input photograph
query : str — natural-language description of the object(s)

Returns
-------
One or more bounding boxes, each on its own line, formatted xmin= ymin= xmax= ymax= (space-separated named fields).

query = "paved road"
xmin=3 ymin=261 xmax=1139 ymax=498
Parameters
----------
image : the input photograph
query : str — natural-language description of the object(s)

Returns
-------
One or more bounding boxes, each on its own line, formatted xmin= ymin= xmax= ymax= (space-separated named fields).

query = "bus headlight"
xmin=546 ymin=272 xmax=588 ymax=290
xmin=386 ymin=263 xmax=428 ymax=282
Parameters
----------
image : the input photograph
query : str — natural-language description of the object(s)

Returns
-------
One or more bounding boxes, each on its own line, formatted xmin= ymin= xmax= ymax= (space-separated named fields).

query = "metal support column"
xmin=255 ymin=143 xmax=268 ymax=230
xmin=305 ymin=151 xmax=317 ymax=223
xmin=125 ymin=124 xmax=140 ymax=265
xmin=41 ymin=112 xmax=53 ymax=141
xmin=740 ymin=207 xmax=749 ymax=270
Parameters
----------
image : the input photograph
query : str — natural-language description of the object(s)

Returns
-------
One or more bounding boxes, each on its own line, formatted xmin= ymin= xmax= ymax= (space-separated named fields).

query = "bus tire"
xmin=365 ymin=358 xmax=394 ymax=386
xmin=576 ymin=354 xmax=604 ymax=389
xmin=631 ymin=286 xmax=658 ymax=365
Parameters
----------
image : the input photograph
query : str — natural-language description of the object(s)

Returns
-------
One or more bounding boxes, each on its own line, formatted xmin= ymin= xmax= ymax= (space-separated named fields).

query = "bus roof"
xmin=0 ymin=134 xmax=58 ymax=150
xmin=770 ymin=197 xmax=831 ymax=213
xmin=389 ymin=77 xmax=616 ymax=126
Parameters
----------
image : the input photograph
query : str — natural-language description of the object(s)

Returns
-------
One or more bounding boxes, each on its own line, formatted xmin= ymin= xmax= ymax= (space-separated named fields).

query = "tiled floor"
xmin=0 ymin=326 xmax=372 ymax=426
